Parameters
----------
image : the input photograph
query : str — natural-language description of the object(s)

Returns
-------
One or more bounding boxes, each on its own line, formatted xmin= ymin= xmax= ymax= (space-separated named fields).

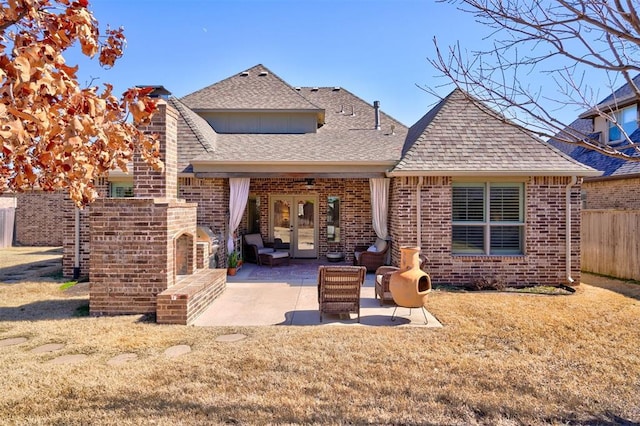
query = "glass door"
xmin=270 ymin=195 xmax=318 ymax=258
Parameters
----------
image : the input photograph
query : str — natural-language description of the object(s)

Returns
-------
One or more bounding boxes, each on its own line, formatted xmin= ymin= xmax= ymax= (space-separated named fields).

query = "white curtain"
xmin=227 ymin=177 xmax=250 ymax=253
xmin=370 ymin=178 xmax=390 ymax=241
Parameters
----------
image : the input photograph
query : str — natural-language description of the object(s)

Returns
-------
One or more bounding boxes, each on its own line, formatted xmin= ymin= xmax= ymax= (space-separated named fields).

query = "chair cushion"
xmin=267 ymin=251 xmax=289 ymax=259
xmin=374 ymin=238 xmax=387 ymax=252
xmin=257 ymin=247 xmax=275 ymax=255
xmin=367 ymin=245 xmax=377 ymax=252
xmin=244 ymin=233 xmax=264 ymax=249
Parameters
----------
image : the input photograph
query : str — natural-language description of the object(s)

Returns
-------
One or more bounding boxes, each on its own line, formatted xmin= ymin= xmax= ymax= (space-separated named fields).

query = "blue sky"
xmin=69 ymin=0 xmax=586 ymax=127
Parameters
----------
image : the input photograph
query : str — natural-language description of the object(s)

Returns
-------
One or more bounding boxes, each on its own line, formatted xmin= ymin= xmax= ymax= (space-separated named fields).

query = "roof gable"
xmin=392 ymin=89 xmax=599 ymax=177
xmin=180 ymin=64 xmax=323 ymax=113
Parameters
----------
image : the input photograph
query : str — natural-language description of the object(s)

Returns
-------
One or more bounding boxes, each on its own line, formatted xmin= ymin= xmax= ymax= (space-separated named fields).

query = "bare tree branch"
xmin=429 ymin=0 xmax=640 ymax=161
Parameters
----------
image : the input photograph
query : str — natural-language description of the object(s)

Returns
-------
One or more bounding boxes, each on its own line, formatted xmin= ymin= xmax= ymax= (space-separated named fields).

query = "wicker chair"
xmin=353 ymin=238 xmax=390 ymax=272
xmin=317 ymin=265 xmax=366 ymax=322
xmin=374 ymin=255 xmax=428 ymax=305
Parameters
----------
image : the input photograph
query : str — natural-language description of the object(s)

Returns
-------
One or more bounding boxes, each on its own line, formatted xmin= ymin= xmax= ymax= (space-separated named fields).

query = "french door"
xmin=270 ymin=194 xmax=318 ymax=258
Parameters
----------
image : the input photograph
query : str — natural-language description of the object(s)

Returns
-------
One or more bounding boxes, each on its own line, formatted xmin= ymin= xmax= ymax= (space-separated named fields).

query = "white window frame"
xmin=452 ymin=182 xmax=525 ymax=255
xmin=608 ymin=105 xmax=637 ymax=142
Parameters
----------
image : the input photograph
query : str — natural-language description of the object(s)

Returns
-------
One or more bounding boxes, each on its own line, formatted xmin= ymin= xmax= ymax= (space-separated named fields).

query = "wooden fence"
xmin=581 ymin=209 xmax=640 ymax=281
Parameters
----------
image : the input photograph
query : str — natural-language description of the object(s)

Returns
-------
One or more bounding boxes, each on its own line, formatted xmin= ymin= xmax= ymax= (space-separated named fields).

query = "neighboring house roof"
xmin=548 ymin=75 xmax=640 ymax=178
xmin=579 ymin=74 xmax=640 ymax=118
xmin=390 ymin=89 xmax=599 ymax=177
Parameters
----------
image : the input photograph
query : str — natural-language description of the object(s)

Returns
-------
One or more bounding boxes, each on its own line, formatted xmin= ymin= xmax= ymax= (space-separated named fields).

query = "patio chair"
xmin=317 ymin=265 xmax=366 ymax=323
xmin=374 ymin=255 xmax=428 ymax=305
xmin=243 ymin=233 xmax=290 ymax=265
xmin=353 ymin=238 xmax=389 ymax=272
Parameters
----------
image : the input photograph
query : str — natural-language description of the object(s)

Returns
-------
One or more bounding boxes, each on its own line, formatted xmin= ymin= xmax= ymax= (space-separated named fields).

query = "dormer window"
xmin=608 ymin=105 xmax=637 ymax=142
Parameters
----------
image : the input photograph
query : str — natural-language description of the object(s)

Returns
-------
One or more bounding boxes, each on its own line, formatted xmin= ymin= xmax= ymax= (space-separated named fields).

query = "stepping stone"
xmin=49 ymin=354 xmax=88 ymax=365
xmin=0 ymin=337 xmax=28 ymax=347
xmin=215 ymin=333 xmax=247 ymax=343
xmin=164 ymin=344 xmax=191 ymax=358
xmin=31 ymin=343 xmax=65 ymax=354
xmin=107 ymin=353 xmax=138 ymax=366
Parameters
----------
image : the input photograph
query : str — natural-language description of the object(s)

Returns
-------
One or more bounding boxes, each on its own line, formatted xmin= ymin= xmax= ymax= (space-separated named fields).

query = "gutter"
xmin=74 ymin=208 xmax=80 ymax=279
xmin=416 ymin=177 xmax=423 ymax=248
xmin=565 ymin=176 xmax=578 ymax=284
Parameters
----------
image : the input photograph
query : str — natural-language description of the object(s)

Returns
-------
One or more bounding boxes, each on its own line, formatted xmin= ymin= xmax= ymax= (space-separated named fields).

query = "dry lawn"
xmin=1 ymin=274 xmax=639 ymax=425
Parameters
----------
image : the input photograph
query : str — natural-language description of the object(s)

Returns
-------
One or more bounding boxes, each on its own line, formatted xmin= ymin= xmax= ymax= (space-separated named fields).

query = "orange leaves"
xmin=0 ymin=0 xmax=161 ymax=207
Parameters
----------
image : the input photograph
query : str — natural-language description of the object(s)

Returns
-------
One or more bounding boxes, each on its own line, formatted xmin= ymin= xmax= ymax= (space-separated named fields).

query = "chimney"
xmin=374 ymin=100 xmax=381 ymax=130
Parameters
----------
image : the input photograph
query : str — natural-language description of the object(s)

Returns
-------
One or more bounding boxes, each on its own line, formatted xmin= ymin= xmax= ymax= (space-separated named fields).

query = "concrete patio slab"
xmin=193 ymin=264 xmax=442 ymax=328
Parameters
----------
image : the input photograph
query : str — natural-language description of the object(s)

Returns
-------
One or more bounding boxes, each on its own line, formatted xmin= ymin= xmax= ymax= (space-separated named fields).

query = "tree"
xmin=0 ymin=0 xmax=162 ymax=206
xmin=431 ymin=0 xmax=640 ymax=161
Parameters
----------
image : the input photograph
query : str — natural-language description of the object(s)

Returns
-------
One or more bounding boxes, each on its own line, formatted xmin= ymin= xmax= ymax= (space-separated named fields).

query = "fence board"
xmin=581 ymin=210 xmax=640 ymax=281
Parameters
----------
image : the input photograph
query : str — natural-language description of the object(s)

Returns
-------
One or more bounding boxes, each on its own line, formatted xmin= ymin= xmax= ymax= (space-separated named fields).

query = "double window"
xmin=452 ymin=182 xmax=524 ymax=255
xmin=608 ymin=105 xmax=637 ymax=142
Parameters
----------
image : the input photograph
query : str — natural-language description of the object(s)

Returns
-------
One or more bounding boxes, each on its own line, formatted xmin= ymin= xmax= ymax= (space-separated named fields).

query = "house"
xmin=56 ymin=64 xmax=599 ymax=317
xmin=548 ymin=74 xmax=640 ymax=209
xmin=547 ymin=75 xmax=640 ymax=281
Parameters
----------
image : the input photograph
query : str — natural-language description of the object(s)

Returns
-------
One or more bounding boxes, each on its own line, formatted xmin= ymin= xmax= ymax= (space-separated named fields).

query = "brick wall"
xmin=583 ymin=176 xmax=640 ymax=209
xmin=89 ymin=198 xmax=197 ymax=316
xmin=389 ymin=176 xmax=582 ymax=287
xmin=135 ymin=101 xmax=178 ymax=199
xmin=4 ymin=190 xmax=66 ymax=246
xmin=62 ymin=178 xmax=109 ymax=278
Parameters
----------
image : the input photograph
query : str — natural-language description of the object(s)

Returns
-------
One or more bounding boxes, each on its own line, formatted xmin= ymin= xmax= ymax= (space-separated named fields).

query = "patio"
xmin=193 ymin=259 xmax=442 ymax=327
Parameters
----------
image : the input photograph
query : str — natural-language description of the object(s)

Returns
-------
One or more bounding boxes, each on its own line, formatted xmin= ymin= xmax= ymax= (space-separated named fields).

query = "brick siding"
xmin=583 ymin=176 xmax=640 ymax=210
xmin=5 ymin=190 xmax=66 ymax=246
xmin=389 ymin=176 xmax=582 ymax=287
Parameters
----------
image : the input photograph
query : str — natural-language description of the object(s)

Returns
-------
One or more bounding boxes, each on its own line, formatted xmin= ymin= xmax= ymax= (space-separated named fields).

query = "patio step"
xmin=156 ymin=268 xmax=226 ymax=325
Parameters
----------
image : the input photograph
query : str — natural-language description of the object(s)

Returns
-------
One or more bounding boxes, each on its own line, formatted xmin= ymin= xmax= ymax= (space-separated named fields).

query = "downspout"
xmin=73 ymin=208 xmax=80 ymax=279
xmin=565 ymin=176 xmax=578 ymax=284
xmin=416 ymin=177 xmax=423 ymax=248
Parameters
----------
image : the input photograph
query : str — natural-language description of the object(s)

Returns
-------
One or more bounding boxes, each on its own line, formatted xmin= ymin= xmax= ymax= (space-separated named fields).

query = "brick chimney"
xmin=134 ymin=99 xmax=178 ymax=199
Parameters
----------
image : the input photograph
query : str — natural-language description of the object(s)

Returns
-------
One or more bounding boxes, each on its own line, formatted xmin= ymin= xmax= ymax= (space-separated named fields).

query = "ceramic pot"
xmin=389 ymin=246 xmax=431 ymax=308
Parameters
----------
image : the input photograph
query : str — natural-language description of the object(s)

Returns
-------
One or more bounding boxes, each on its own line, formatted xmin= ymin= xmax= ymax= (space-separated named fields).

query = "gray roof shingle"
xmin=181 ymin=64 xmax=323 ymax=112
xmin=392 ymin=89 xmax=599 ymax=176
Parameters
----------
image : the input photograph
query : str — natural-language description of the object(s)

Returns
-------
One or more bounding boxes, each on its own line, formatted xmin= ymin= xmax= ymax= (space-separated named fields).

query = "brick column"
xmin=135 ymin=100 xmax=178 ymax=199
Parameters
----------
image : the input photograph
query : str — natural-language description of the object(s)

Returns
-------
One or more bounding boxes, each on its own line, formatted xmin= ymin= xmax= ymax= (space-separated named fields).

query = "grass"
xmin=1 ymin=274 xmax=639 ymax=425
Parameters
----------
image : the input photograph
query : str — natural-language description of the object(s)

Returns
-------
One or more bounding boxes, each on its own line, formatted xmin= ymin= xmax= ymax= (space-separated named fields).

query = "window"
xmin=452 ymin=182 xmax=524 ymax=255
xmin=109 ymin=182 xmax=133 ymax=198
xmin=608 ymin=105 xmax=637 ymax=142
xmin=327 ymin=196 xmax=340 ymax=243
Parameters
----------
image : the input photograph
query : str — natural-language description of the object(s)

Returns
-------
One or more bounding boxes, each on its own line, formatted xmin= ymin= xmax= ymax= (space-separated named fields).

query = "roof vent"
xmin=259 ymin=71 xmax=269 ymax=76
xmin=311 ymin=87 xmax=319 ymax=91
xmin=295 ymin=87 xmax=301 ymax=91
xmin=333 ymin=87 xmax=341 ymax=91
xmin=350 ymin=105 xmax=356 ymax=116
xmin=374 ymin=100 xmax=381 ymax=130
xmin=240 ymin=71 xmax=249 ymax=76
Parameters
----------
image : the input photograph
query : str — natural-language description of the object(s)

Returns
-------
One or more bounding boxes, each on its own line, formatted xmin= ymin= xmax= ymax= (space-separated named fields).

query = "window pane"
xmin=452 ymin=225 xmax=484 ymax=254
xmin=490 ymin=186 xmax=522 ymax=222
xmin=490 ymin=226 xmax=522 ymax=254
xmin=609 ymin=106 xmax=637 ymax=141
xmin=452 ymin=186 xmax=484 ymax=221
xmin=327 ymin=196 xmax=340 ymax=243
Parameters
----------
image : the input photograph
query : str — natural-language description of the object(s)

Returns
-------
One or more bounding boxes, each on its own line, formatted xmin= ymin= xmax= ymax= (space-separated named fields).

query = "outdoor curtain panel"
xmin=228 ymin=177 xmax=250 ymax=252
xmin=369 ymin=178 xmax=390 ymax=241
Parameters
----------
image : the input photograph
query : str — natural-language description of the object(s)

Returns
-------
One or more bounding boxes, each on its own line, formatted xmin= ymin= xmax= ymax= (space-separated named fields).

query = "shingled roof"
xmin=181 ymin=64 xmax=323 ymax=114
xmin=391 ymin=89 xmax=600 ymax=177
xmin=167 ymin=97 xmax=217 ymax=173
xmin=175 ymin=65 xmax=408 ymax=173
xmin=549 ymin=75 xmax=640 ymax=177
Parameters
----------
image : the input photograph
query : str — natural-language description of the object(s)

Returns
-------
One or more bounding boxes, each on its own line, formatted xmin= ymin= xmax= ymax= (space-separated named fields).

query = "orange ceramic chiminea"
xmin=389 ymin=246 xmax=431 ymax=323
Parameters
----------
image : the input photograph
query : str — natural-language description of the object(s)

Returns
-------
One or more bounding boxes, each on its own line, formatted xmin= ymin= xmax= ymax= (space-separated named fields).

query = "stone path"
xmin=0 ymin=334 xmax=248 ymax=365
